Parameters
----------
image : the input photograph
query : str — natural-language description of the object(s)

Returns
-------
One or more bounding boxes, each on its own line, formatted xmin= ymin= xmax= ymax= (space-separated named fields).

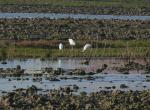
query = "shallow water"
xmin=0 ymin=13 xmax=150 ymax=20
xmin=0 ymin=58 xmax=150 ymax=95
xmin=0 ymin=73 xmax=149 ymax=95
xmin=0 ymin=58 xmax=149 ymax=73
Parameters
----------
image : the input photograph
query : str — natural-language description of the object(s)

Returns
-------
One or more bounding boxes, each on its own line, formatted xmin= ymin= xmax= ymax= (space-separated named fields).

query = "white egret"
xmin=68 ymin=39 xmax=76 ymax=50
xmin=82 ymin=44 xmax=92 ymax=52
xmin=59 ymin=43 xmax=63 ymax=50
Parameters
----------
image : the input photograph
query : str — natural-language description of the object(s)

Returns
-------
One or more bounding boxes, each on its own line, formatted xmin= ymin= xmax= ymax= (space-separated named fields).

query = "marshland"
xmin=0 ymin=0 xmax=150 ymax=15
xmin=0 ymin=58 xmax=150 ymax=110
xmin=1 ymin=19 xmax=150 ymax=58
xmin=0 ymin=0 xmax=150 ymax=110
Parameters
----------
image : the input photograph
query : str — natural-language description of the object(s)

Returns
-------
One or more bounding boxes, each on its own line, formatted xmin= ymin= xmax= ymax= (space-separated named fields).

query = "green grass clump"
xmin=0 ymin=47 xmax=7 ymax=60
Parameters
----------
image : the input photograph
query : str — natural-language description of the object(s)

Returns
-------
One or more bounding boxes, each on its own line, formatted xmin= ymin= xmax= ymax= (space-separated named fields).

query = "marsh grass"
xmin=0 ymin=0 xmax=149 ymax=8
xmin=0 ymin=40 xmax=150 ymax=58
xmin=1 ymin=39 xmax=150 ymax=49
xmin=0 ymin=47 xmax=7 ymax=60
xmin=0 ymin=47 xmax=150 ymax=58
xmin=0 ymin=39 xmax=150 ymax=58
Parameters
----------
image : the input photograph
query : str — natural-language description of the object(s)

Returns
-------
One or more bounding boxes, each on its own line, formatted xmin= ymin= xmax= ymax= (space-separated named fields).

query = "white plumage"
xmin=68 ymin=39 xmax=76 ymax=46
xmin=59 ymin=43 xmax=63 ymax=50
xmin=82 ymin=44 xmax=92 ymax=52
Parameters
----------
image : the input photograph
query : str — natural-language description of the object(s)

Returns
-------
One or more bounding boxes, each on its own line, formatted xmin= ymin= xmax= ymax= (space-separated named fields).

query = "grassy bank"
xmin=0 ymin=39 xmax=150 ymax=58
xmin=1 ymin=39 xmax=150 ymax=48
xmin=0 ymin=47 xmax=150 ymax=58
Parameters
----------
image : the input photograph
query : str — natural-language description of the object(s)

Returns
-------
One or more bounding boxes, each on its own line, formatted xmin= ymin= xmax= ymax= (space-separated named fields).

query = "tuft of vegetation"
xmin=0 ymin=47 xmax=7 ymax=60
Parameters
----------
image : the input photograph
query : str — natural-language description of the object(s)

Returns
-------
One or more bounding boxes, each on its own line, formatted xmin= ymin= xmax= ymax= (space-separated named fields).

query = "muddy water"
xmin=0 ymin=58 xmax=150 ymax=95
xmin=0 ymin=13 xmax=150 ymax=20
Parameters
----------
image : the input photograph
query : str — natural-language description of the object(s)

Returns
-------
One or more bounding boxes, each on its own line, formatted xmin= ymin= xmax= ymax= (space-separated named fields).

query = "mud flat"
xmin=0 ymin=86 xmax=150 ymax=110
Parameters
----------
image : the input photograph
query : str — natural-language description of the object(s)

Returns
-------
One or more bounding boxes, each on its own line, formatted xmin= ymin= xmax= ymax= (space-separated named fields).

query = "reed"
xmin=0 ymin=47 xmax=150 ymax=58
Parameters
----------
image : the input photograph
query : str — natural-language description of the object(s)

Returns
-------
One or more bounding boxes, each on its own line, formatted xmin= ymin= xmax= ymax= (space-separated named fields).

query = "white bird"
xmin=68 ymin=39 xmax=76 ymax=50
xmin=59 ymin=43 xmax=63 ymax=50
xmin=82 ymin=44 xmax=92 ymax=52
xmin=68 ymin=39 xmax=76 ymax=46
